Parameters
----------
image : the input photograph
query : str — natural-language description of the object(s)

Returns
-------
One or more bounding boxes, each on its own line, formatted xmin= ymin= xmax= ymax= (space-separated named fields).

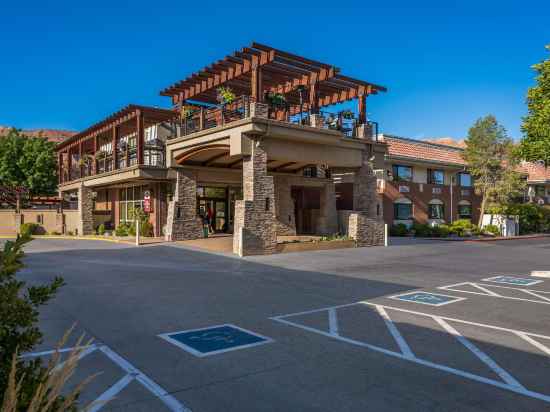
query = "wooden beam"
xmin=358 ymin=93 xmax=367 ymax=124
xmin=272 ymin=162 xmax=297 ymax=172
xmin=203 ymin=152 xmax=228 ymax=166
xmin=112 ymin=125 xmax=118 ymax=170
xmin=137 ymin=110 xmax=144 ymax=165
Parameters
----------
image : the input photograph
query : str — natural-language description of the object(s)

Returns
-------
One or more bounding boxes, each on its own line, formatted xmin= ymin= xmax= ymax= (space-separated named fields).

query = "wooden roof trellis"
xmin=160 ymin=42 xmax=387 ymax=108
xmin=57 ymin=104 xmax=177 ymax=151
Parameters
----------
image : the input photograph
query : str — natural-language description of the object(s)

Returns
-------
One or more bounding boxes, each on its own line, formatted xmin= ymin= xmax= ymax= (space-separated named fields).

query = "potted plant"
xmin=180 ymin=105 xmax=195 ymax=120
xmin=266 ymin=92 xmax=287 ymax=109
xmin=216 ymin=87 xmax=236 ymax=105
xmin=340 ymin=110 xmax=355 ymax=120
xmin=95 ymin=150 xmax=106 ymax=160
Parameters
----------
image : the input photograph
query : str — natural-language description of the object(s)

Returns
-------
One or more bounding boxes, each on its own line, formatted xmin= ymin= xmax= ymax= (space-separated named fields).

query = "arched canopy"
xmin=458 ymin=200 xmax=471 ymax=206
xmin=429 ymin=199 xmax=444 ymax=205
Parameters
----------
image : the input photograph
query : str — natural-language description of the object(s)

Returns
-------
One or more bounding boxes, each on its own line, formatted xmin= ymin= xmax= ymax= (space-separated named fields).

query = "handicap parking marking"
xmin=23 ymin=343 xmax=190 ymax=412
xmin=439 ymin=282 xmax=550 ymax=305
xmin=270 ymin=300 xmax=550 ymax=405
xmin=389 ymin=291 xmax=467 ymax=306
xmin=158 ymin=324 xmax=273 ymax=357
xmin=482 ymin=275 xmax=544 ymax=286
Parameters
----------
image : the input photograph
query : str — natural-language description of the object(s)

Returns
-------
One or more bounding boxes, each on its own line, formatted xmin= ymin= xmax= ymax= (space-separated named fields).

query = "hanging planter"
xmin=180 ymin=105 xmax=195 ymax=120
xmin=216 ymin=87 xmax=236 ymax=105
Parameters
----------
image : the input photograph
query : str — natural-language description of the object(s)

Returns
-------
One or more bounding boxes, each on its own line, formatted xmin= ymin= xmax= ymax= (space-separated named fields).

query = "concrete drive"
xmin=15 ymin=237 xmax=550 ymax=411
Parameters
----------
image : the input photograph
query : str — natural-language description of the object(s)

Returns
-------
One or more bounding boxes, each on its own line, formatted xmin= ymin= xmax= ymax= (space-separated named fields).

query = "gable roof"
xmin=382 ymin=135 xmax=467 ymax=167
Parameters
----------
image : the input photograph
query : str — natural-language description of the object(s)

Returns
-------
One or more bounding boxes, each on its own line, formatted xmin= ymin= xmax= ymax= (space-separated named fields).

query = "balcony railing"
xmin=173 ymin=95 xmax=378 ymax=141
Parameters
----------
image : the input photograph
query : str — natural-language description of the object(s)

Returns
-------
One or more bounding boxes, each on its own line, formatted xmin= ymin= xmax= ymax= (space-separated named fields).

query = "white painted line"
xmin=272 ymin=301 xmax=550 ymax=342
xmin=388 ymin=291 xmax=467 ymax=307
xmin=531 ymin=271 xmax=550 ymax=278
xmin=158 ymin=323 xmax=274 ymax=358
xmin=328 ymin=308 xmax=339 ymax=335
xmin=87 ymin=374 xmax=134 ymax=412
xmin=433 ymin=317 xmax=524 ymax=389
xmin=375 ymin=305 xmax=414 ymax=358
xmin=470 ymin=283 xmax=502 ymax=297
xmin=522 ymin=290 xmax=550 ymax=303
xmin=438 ymin=283 xmax=550 ymax=305
xmin=98 ymin=345 xmax=191 ymax=412
xmin=272 ymin=316 xmax=550 ymax=404
xmin=21 ymin=344 xmax=96 ymax=358
xmin=483 ymin=275 xmax=543 ymax=286
xmin=52 ymin=344 xmax=98 ymax=373
xmin=515 ymin=332 xmax=550 ymax=357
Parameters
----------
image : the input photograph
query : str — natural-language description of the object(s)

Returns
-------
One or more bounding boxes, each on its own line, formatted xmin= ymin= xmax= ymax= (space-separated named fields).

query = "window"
xmin=428 ymin=169 xmax=445 ymax=185
xmin=303 ymin=166 xmax=318 ymax=178
xmin=428 ymin=203 xmax=445 ymax=219
xmin=535 ymin=185 xmax=546 ymax=197
xmin=458 ymin=203 xmax=472 ymax=219
xmin=393 ymin=198 xmax=413 ymax=220
xmin=119 ymin=186 xmax=145 ymax=223
xmin=392 ymin=165 xmax=412 ymax=182
xmin=458 ymin=172 xmax=472 ymax=187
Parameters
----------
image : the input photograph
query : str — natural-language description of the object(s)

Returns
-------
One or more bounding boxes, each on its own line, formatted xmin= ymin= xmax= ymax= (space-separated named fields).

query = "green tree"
xmin=518 ymin=44 xmax=550 ymax=166
xmin=0 ymin=129 xmax=58 ymax=196
xmin=463 ymin=115 xmax=526 ymax=226
xmin=0 ymin=235 xmax=68 ymax=410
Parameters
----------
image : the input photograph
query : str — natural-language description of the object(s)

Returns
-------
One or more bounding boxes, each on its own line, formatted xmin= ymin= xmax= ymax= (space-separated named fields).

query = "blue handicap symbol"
xmin=487 ymin=276 xmax=540 ymax=286
xmin=394 ymin=292 xmax=460 ymax=306
xmin=165 ymin=325 xmax=269 ymax=355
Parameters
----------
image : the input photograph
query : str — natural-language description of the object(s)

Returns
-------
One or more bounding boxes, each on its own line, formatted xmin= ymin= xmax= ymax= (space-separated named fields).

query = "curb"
xmin=425 ymin=234 xmax=550 ymax=242
xmin=0 ymin=235 xmax=135 ymax=245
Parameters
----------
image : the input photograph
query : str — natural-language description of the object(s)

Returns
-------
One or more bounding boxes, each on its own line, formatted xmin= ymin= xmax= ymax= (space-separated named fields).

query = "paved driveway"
xmin=14 ymin=237 xmax=550 ymax=411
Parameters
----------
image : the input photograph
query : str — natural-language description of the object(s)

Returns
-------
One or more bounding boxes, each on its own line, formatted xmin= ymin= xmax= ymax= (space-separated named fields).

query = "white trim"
xmin=389 ymin=291 xmax=467 ymax=307
xmin=482 ymin=275 xmax=544 ymax=286
xmin=438 ymin=282 xmax=550 ymax=305
xmin=87 ymin=374 xmax=134 ymax=412
xmin=158 ymin=323 xmax=273 ymax=358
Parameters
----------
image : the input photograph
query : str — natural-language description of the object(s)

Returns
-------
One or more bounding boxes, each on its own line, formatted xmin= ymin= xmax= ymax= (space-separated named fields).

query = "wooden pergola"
xmin=160 ymin=42 xmax=387 ymax=122
xmin=57 ymin=105 xmax=177 ymax=184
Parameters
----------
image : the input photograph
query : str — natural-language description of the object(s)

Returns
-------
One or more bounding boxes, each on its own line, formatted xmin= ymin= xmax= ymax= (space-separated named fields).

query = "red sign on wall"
xmin=143 ymin=198 xmax=151 ymax=213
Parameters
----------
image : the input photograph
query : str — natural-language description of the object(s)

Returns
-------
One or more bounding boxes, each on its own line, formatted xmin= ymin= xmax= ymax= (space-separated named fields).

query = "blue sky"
xmin=1 ymin=0 xmax=548 ymax=139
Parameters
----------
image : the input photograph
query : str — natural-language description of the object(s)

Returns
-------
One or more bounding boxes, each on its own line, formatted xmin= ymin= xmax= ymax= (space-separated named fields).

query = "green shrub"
xmin=114 ymin=224 xmax=129 ymax=237
xmin=483 ymin=224 xmax=501 ymax=236
xmin=431 ymin=224 xmax=450 ymax=237
xmin=19 ymin=222 xmax=40 ymax=237
xmin=67 ymin=230 xmax=74 ymax=236
xmin=390 ymin=223 xmax=409 ymax=236
xmin=49 ymin=231 xmax=61 ymax=236
xmin=127 ymin=223 xmax=136 ymax=236
xmin=448 ymin=219 xmax=477 ymax=237
xmin=412 ymin=223 xmax=432 ymax=237
xmin=97 ymin=223 xmax=106 ymax=236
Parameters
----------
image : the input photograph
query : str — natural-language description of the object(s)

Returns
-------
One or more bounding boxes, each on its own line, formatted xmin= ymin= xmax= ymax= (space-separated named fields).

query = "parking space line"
xmin=483 ymin=276 xmax=544 ymax=286
xmin=23 ymin=344 xmax=191 ymax=412
xmin=438 ymin=282 xmax=550 ymax=305
xmin=271 ymin=300 xmax=550 ymax=404
xmin=52 ymin=344 xmax=98 ymax=373
xmin=375 ymin=305 xmax=414 ymax=358
xmin=514 ymin=333 xmax=550 ymax=357
xmin=433 ymin=317 xmax=524 ymax=389
xmin=88 ymin=374 xmax=134 ymax=412
xmin=328 ymin=308 xmax=339 ymax=335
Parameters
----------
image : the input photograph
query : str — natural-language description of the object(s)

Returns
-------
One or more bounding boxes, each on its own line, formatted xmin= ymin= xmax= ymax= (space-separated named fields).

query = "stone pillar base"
xmin=355 ymin=124 xmax=374 ymax=140
xmin=310 ymin=114 xmax=324 ymax=128
xmin=164 ymin=201 xmax=203 ymax=241
xmin=233 ymin=200 xmax=276 ymax=256
xmin=250 ymin=102 xmax=269 ymax=118
xmin=348 ymin=212 xmax=385 ymax=247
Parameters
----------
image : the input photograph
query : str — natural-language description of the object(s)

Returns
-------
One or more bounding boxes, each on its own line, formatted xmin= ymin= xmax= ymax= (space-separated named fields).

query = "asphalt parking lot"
xmin=13 ymin=237 xmax=550 ymax=411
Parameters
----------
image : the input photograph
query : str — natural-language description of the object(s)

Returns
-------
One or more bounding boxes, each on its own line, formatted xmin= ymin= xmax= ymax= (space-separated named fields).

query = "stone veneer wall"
xmin=233 ymin=140 xmax=277 ymax=256
xmin=317 ymin=181 xmax=338 ymax=235
xmin=165 ymin=169 xmax=203 ymax=241
xmin=348 ymin=213 xmax=385 ymax=246
xmin=77 ymin=183 xmax=94 ymax=235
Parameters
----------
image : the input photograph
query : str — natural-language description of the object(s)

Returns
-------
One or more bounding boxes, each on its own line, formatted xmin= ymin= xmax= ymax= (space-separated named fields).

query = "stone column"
xmin=348 ymin=149 xmax=385 ymax=246
xmin=14 ymin=213 xmax=22 ymax=234
xmin=274 ymin=176 xmax=296 ymax=236
xmin=233 ymin=139 xmax=276 ymax=256
xmin=318 ymin=181 xmax=338 ymax=235
xmin=164 ymin=169 xmax=203 ymax=241
xmin=77 ymin=183 xmax=94 ymax=236
xmin=55 ymin=213 xmax=65 ymax=234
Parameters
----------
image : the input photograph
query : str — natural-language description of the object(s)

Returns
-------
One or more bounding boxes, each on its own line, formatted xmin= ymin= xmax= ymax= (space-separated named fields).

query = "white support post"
xmin=135 ymin=219 xmax=140 ymax=246
xmin=384 ymin=224 xmax=388 ymax=247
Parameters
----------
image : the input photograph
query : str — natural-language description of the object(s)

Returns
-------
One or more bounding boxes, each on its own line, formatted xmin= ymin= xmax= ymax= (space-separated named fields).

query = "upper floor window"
xmin=392 ymin=165 xmax=412 ymax=182
xmin=535 ymin=185 xmax=546 ymax=197
xmin=428 ymin=169 xmax=445 ymax=185
xmin=458 ymin=172 xmax=472 ymax=187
